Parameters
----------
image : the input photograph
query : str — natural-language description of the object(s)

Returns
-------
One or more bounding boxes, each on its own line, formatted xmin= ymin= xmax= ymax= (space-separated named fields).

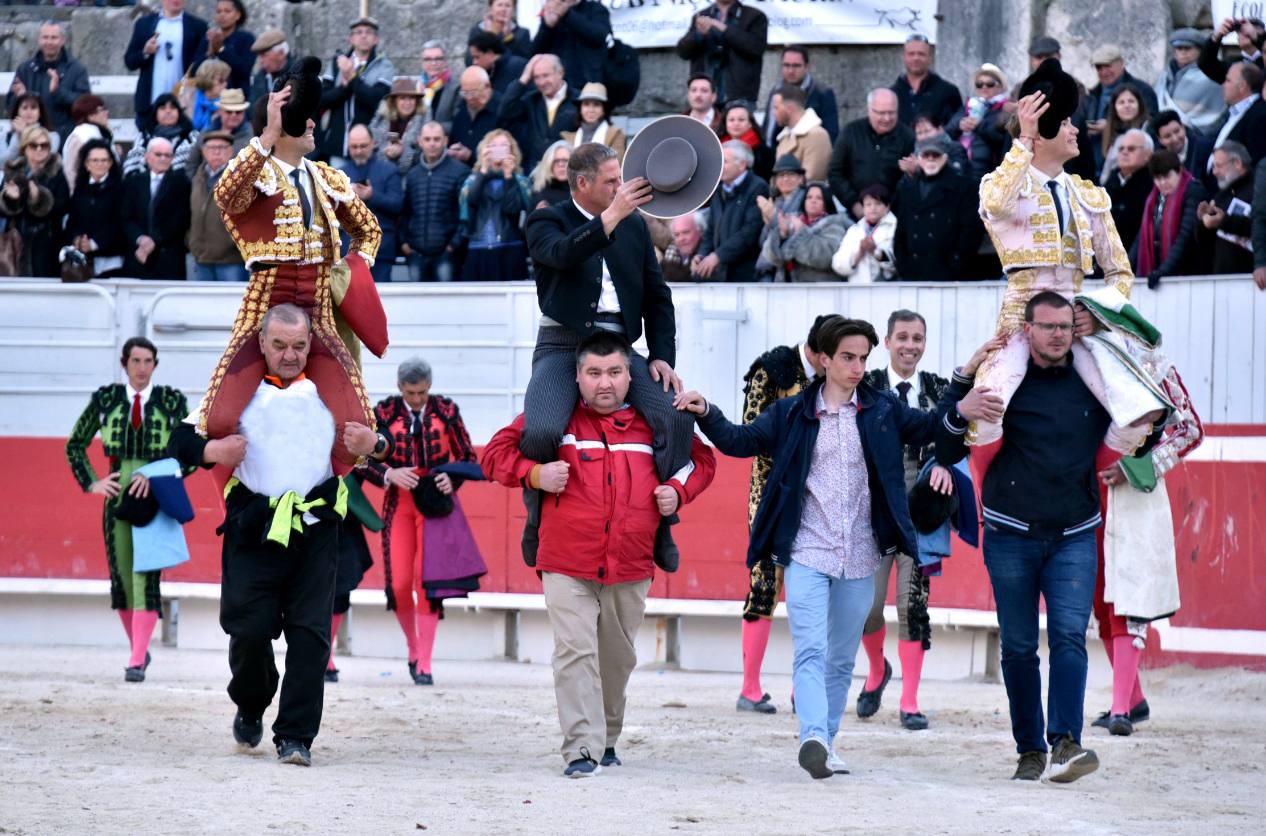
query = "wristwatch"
xmin=372 ymin=432 xmax=389 ymax=457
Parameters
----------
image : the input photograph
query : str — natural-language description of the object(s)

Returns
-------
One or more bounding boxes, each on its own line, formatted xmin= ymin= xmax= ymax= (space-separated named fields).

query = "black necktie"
xmin=896 ymin=381 xmax=912 ymax=403
xmin=1046 ymin=180 xmax=1065 ymax=236
xmin=291 ymin=169 xmax=312 ymax=228
xmin=411 ymin=410 xmax=422 ymax=439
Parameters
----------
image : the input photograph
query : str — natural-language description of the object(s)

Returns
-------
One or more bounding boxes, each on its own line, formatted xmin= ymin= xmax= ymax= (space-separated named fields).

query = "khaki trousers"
xmin=541 ymin=572 xmax=651 ymax=764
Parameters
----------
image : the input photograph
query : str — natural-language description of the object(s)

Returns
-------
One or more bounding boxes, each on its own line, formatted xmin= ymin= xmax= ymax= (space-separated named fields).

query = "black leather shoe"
xmin=414 ymin=671 xmax=434 ymax=686
xmin=324 ymin=668 xmax=339 ymax=683
xmin=1092 ymin=698 xmax=1150 ymax=729
xmin=900 ymin=711 xmax=929 ymax=730
xmin=1108 ymin=714 xmax=1134 ymax=736
xmin=277 ymin=739 xmax=311 ymax=766
xmin=856 ymin=659 xmax=891 ymax=718
xmin=233 ymin=710 xmax=263 ymax=748
xmin=521 ymin=489 xmax=541 ymax=567
xmin=143 ymin=651 xmax=152 ymax=671
xmin=652 ymin=514 xmax=680 ymax=573
xmin=124 ymin=666 xmax=145 ymax=683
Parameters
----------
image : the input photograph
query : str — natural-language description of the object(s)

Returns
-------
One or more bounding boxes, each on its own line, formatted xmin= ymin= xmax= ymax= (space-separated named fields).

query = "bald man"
xmin=449 ymin=65 xmax=502 ymax=164
xmin=339 ymin=124 xmax=404 ymax=282
xmin=828 ymin=87 xmax=915 ymax=219
xmin=123 ymin=136 xmax=192 ymax=278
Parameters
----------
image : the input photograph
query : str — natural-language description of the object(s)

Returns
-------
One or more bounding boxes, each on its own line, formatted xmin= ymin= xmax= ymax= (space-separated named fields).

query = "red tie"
xmin=131 ymin=393 xmax=142 ymax=429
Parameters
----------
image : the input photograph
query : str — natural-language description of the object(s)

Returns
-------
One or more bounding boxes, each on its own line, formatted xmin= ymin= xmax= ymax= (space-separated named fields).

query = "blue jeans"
xmin=407 ymin=250 xmax=455 ymax=282
xmin=983 ymin=526 xmax=1097 ymax=753
xmin=784 ymin=559 xmax=874 ymax=747
xmin=194 ymin=262 xmax=248 ymax=282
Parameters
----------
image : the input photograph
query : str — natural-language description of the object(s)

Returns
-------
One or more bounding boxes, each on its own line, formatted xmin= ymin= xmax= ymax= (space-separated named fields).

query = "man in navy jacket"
xmin=124 ymin=0 xmax=209 ymax=129
xmin=676 ymin=317 xmax=1000 ymax=779
xmin=339 ymin=125 xmax=404 ymax=282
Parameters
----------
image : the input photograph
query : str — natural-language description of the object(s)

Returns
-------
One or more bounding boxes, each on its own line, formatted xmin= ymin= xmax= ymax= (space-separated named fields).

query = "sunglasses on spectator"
xmin=27 ymin=141 xmax=51 ymax=150
xmin=1119 ymin=144 xmax=1144 ymax=152
xmin=975 ymin=79 xmax=1000 ymax=88
xmin=905 ymin=33 xmax=929 ymax=44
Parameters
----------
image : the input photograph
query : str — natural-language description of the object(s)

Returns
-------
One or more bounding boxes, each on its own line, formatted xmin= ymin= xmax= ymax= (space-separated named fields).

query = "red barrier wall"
xmin=4 ymin=434 xmax=1262 ymax=668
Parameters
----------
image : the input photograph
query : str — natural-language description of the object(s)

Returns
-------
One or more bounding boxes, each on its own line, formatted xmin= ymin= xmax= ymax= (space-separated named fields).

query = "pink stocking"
xmin=862 ymin=625 xmax=888 ymax=691
xmin=117 ymin=609 xmax=134 ymax=642
xmin=898 ymin=640 xmax=925 ymax=714
xmin=393 ymin=595 xmax=419 ymax=664
xmin=128 ymin=610 xmax=158 ymax=668
xmin=328 ymin=613 xmax=344 ymax=671
xmin=1111 ymin=636 xmax=1143 ymax=715
xmin=740 ymin=618 xmax=772 ymax=702
xmin=415 ymin=606 xmax=440 ymax=675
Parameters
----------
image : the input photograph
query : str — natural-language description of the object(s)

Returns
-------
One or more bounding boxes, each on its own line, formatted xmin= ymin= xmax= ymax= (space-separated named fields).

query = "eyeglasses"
xmin=975 ymin=79 xmax=999 ymax=88
xmin=27 ymin=141 xmax=51 ymax=150
xmin=1118 ymin=145 xmax=1144 ymax=152
xmin=149 ymin=151 xmax=173 ymax=158
xmin=1029 ymin=322 xmax=1073 ymax=334
xmin=422 ymin=55 xmax=447 ymax=63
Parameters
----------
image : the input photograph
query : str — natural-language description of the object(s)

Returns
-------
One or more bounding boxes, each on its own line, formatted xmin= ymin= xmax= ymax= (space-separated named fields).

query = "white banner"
xmin=520 ymin=0 xmax=939 ymax=49
xmin=1211 ymin=0 xmax=1266 ymax=42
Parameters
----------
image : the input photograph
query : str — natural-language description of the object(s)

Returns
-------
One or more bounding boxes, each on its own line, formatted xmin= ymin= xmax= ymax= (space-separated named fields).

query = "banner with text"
xmin=521 ymin=0 xmax=939 ymax=49
xmin=1211 ymin=0 xmax=1266 ymax=42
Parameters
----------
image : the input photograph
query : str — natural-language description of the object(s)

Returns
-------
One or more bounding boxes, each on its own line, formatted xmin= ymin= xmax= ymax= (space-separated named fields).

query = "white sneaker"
xmin=798 ymin=737 xmax=833 ymax=779
xmin=826 ymin=750 xmax=850 ymax=774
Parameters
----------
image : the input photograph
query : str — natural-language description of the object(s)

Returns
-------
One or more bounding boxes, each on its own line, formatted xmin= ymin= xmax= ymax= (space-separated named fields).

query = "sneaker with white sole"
xmin=826 ymin=750 xmax=850 ymax=775
xmin=1047 ymin=735 xmax=1099 ymax=784
xmin=798 ymin=737 xmax=833 ymax=779
xmin=563 ymin=747 xmax=602 ymax=778
xmin=1011 ymin=750 xmax=1046 ymax=781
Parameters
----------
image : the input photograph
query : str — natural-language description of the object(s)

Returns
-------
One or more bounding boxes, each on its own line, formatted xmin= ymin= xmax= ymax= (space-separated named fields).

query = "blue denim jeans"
xmin=407 ymin=250 xmax=455 ymax=283
xmin=784 ymin=559 xmax=874 ymax=747
xmin=194 ymin=262 xmax=248 ymax=282
xmin=983 ymin=526 xmax=1097 ymax=753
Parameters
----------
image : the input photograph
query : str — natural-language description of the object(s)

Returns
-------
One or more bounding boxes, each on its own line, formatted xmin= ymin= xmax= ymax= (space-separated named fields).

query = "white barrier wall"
xmin=2 ymin=276 xmax=1261 ymax=441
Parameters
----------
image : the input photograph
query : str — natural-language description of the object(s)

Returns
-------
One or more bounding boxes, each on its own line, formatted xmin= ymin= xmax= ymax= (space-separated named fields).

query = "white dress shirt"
xmin=885 ymin=367 xmax=918 ymax=406
xmin=1211 ymin=94 xmax=1260 ymax=168
xmin=152 ymin=14 xmax=185 ymax=105
xmin=571 ymin=199 xmax=621 ymax=314
xmin=126 ymin=381 xmax=154 ymax=413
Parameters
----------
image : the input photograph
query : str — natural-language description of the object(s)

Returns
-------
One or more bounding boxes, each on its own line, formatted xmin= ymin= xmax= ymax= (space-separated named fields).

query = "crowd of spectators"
xmin=2 ymin=6 xmax=1265 ymax=288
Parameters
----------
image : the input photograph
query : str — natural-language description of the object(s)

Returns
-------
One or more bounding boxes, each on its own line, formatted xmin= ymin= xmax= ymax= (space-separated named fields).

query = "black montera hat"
xmin=1018 ymin=58 xmax=1080 ymax=140
xmin=273 ymin=56 xmax=323 ymax=138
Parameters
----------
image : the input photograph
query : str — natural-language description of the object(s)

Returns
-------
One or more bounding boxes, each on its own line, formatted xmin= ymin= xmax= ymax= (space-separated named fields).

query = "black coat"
xmin=121 ymin=169 xmax=192 ymax=279
xmin=467 ymin=23 xmax=534 ymax=61
xmin=451 ymin=92 xmax=503 ymax=158
xmin=891 ymin=72 xmax=963 ymax=129
xmin=1215 ymin=98 xmax=1266 ymax=166
xmin=530 ymin=0 xmax=611 ymax=89
xmin=1105 ymin=167 xmax=1155 ymax=255
xmin=497 ymin=81 xmax=580 ymax=170
xmin=317 ymin=49 xmax=394 ymax=160
xmin=401 ymin=157 xmax=470 ymax=255
xmin=1128 ymin=179 xmax=1207 ymax=283
xmin=0 ymin=156 xmax=70 ymax=278
xmin=6 ymin=48 xmax=91 ymax=140
xmin=1180 ymin=128 xmax=1214 ymax=186
xmin=250 ymin=56 xmax=293 ymax=106
xmin=828 ymin=118 xmax=915 ymax=213
xmin=489 ymin=54 xmax=528 ymax=95
xmin=123 ymin=12 xmax=209 ymax=126
xmin=191 ymin=28 xmax=256 ymax=93
xmin=893 ymin=171 xmax=981 ymax=280
xmin=66 ymin=175 xmax=126 ymax=259
xmin=947 ymin=104 xmax=1011 ymax=181
xmin=1199 ymin=172 xmax=1256 ymax=275
xmin=525 ymin=200 xmax=676 ymax=366
xmin=675 ymin=0 xmax=768 ymax=103
xmin=699 ymin=172 xmax=769 ymax=283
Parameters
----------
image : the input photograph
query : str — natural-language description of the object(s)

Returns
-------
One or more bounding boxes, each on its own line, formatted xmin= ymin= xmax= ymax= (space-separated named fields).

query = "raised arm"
xmin=979 ymin=92 xmax=1048 ymax=221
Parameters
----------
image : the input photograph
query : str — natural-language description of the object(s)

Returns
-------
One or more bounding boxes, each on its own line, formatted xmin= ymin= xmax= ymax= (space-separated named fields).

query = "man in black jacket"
xmin=317 ymin=17 xmax=395 ymax=163
xmin=890 ymin=34 xmax=962 ymax=129
xmin=402 ymin=121 xmax=470 ymax=282
xmin=468 ymin=31 xmax=528 ymax=95
xmin=1197 ymin=141 xmax=1256 ymax=274
xmin=449 ymin=66 xmax=502 ymax=166
xmin=121 ymin=138 xmax=192 ymax=280
xmin=694 ymin=141 xmax=768 ymax=282
xmin=1254 ymin=157 xmax=1266 ymax=289
xmin=6 ymin=22 xmax=90 ymax=141
xmin=1209 ymin=62 xmax=1266 ymax=166
xmin=1104 ymin=129 xmax=1155 ymax=254
xmin=675 ymin=0 xmax=768 ymax=104
xmin=938 ymin=292 xmax=1164 ymax=784
xmin=531 ymin=0 xmax=611 ymax=90
xmin=123 ymin=0 xmax=209 ymax=129
xmin=523 ymin=143 xmax=694 ymax=566
xmin=497 ymin=54 xmax=580 ymax=170
xmin=829 ymin=88 xmax=915 ymax=220
xmin=1155 ymin=110 xmax=1213 ymax=187
xmin=763 ymin=47 xmax=839 ymax=145
xmin=893 ymin=137 xmax=981 ymax=280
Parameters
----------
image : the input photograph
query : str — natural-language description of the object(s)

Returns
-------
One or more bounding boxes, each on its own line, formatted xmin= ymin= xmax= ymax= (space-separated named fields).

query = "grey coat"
xmin=759 ymin=212 xmax=851 ymax=283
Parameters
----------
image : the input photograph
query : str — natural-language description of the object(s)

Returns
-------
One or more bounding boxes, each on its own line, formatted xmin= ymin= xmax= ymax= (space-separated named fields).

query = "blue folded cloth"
xmin=131 ymin=458 xmax=192 ymax=573
xmin=914 ymin=459 xmax=977 ymax=576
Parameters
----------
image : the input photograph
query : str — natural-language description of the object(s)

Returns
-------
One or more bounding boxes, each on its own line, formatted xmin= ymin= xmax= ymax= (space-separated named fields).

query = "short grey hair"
xmin=260 ymin=303 xmax=311 ymax=336
xmin=39 ymin=20 xmax=66 ymax=38
xmin=867 ymin=88 xmax=897 ymax=108
xmin=1215 ymin=139 xmax=1252 ymax=168
xmin=722 ymin=140 xmax=753 ymax=168
xmin=673 ymin=210 xmax=708 ymax=236
xmin=397 ymin=357 xmax=433 ymax=386
xmin=146 ymin=136 xmax=173 ymax=154
xmin=538 ymin=54 xmax=564 ymax=74
xmin=1121 ymin=128 xmax=1154 ymax=153
xmin=269 ymin=41 xmax=290 ymax=57
xmin=421 ymin=39 xmax=445 ymax=54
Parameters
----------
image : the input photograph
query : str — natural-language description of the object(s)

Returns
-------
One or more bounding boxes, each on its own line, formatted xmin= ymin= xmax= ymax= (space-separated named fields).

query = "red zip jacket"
xmin=482 ymin=404 xmax=717 ymax=584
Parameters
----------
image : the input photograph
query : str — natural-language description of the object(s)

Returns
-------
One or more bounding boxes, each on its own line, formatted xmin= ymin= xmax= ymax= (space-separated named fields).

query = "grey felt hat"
xmin=622 ymin=115 xmax=724 ymax=220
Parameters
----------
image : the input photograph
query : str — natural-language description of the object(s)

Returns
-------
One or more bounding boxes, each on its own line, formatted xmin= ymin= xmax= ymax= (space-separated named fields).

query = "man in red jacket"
xmin=483 ymin=331 xmax=716 ymax=777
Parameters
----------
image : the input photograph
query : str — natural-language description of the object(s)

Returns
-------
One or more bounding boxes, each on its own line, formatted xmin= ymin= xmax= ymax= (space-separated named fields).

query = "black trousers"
xmin=219 ymin=519 xmax=339 ymax=748
xmin=521 ymin=324 xmax=694 ymax=478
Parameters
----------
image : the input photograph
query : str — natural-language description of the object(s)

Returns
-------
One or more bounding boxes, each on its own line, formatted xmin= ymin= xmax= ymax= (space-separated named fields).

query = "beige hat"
xmin=216 ymin=88 xmax=249 ymax=111
xmin=199 ymin=130 xmax=235 ymax=145
xmin=1091 ymin=44 xmax=1123 ymax=66
xmin=577 ymin=82 xmax=608 ymax=103
xmin=975 ymin=63 xmax=1009 ymax=90
xmin=251 ymin=28 xmax=286 ymax=54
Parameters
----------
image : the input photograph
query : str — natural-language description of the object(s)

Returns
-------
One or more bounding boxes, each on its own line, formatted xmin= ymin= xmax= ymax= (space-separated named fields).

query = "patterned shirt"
xmin=790 ymin=389 xmax=881 ymax=580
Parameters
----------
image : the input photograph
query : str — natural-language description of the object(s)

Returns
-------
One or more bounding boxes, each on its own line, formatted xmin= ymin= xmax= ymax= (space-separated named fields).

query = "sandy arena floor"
xmin=0 ymin=644 xmax=1262 ymax=835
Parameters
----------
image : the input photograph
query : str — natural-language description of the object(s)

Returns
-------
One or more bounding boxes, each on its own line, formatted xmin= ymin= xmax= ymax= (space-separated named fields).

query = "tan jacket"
xmin=188 ymin=165 xmax=244 ymax=265
xmin=775 ymin=108 xmax=831 ymax=182
xmin=561 ymin=121 xmax=627 ymax=162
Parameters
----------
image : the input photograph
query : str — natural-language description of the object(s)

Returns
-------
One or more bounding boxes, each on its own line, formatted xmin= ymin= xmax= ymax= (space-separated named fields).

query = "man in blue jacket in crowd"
xmin=400 ymin=121 xmax=470 ymax=282
xmin=340 ymin=124 xmax=404 ymax=282
xmin=676 ymin=315 xmax=1003 ymax=779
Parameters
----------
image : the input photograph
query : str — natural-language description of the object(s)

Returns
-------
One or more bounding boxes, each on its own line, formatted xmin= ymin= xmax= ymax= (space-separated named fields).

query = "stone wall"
xmin=0 ymin=0 xmax=1225 ymax=123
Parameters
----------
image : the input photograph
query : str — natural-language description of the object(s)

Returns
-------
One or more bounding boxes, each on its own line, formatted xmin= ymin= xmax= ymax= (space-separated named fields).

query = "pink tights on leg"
xmin=740 ymin=618 xmax=772 ymax=702
xmin=898 ymin=640 xmax=925 ymax=714
xmin=862 ymin=625 xmax=888 ymax=691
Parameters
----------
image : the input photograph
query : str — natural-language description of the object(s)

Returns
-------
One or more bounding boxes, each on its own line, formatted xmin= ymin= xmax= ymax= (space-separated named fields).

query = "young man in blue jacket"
xmin=676 ymin=316 xmax=1001 ymax=778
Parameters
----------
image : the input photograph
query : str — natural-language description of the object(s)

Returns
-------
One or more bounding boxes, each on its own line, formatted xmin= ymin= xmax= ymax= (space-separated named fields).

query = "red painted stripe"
xmin=1201 ymin=424 xmax=1266 ymax=437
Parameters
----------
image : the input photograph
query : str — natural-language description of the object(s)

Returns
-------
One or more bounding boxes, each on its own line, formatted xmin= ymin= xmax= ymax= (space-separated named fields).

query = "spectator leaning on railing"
xmin=65 ymin=138 xmax=126 ymax=279
xmin=341 ymin=125 xmax=405 ymax=283
xmin=1129 ymin=149 xmax=1207 ymax=289
xmin=121 ymin=137 xmax=191 ymax=280
xmin=694 ymin=140 xmax=768 ymax=282
xmin=1197 ymin=140 xmax=1256 ymax=275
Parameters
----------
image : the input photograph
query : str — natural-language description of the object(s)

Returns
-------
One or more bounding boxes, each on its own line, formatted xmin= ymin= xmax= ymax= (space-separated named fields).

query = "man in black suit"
xmin=530 ymin=0 xmax=612 ymax=90
xmin=123 ymin=0 xmax=209 ymax=129
xmin=468 ymin=31 xmax=528 ymax=96
xmin=1210 ymin=62 xmax=1266 ymax=166
xmin=498 ymin=54 xmax=579 ymax=170
xmin=523 ymin=142 xmax=695 ymax=566
xmin=694 ymin=140 xmax=769 ymax=282
xmin=122 ymin=137 xmax=192 ymax=280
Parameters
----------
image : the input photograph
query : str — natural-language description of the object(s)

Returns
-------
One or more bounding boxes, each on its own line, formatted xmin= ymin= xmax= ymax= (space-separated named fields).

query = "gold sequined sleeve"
xmin=742 ymin=366 xmax=776 ymax=529
xmin=978 ymin=141 xmax=1033 ymax=222
xmin=330 ymin=169 xmax=382 ymax=264
xmin=1089 ymin=198 xmax=1136 ymax=298
xmin=214 ymin=138 xmax=269 ymax=216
